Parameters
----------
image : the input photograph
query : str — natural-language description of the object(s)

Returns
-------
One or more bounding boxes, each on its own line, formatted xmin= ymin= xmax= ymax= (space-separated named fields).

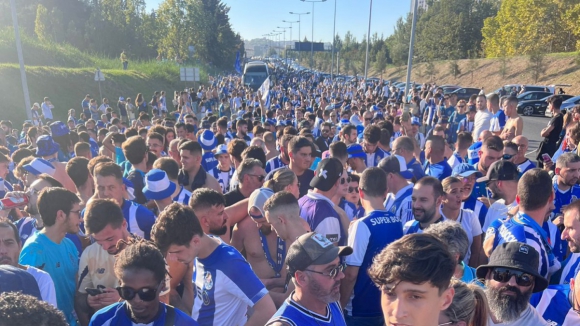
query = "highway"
xmin=522 ymin=115 xmax=551 ymax=161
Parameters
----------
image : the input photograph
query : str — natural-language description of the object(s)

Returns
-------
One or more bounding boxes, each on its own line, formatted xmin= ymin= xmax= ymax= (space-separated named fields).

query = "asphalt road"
xmin=521 ymin=115 xmax=551 ymax=160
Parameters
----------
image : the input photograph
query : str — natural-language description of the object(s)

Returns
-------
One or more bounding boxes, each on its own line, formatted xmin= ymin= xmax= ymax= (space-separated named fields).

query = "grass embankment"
xmin=374 ymin=53 xmax=580 ymax=94
xmin=0 ymin=28 xmax=208 ymax=124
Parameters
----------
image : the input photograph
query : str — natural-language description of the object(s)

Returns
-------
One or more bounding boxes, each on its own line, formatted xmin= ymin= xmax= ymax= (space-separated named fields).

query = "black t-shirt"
xmin=546 ymin=113 xmax=564 ymax=143
xmin=297 ymin=169 xmax=315 ymax=198
xmin=224 ymin=186 xmax=247 ymax=207
xmin=127 ymin=169 xmax=147 ymax=204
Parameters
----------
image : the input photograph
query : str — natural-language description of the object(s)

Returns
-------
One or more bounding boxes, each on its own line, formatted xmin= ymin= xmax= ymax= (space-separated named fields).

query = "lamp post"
xmin=10 ymin=0 xmax=31 ymax=119
xmin=289 ymin=11 xmax=310 ymax=63
xmin=331 ymin=0 xmax=337 ymax=80
xmin=283 ymin=20 xmax=299 ymax=64
xmin=273 ymin=31 xmax=283 ymax=59
xmin=277 ymin=26 xmax=288 ymax=66
xmin=363 ymin=0 xmax=373 ymax=82
xmin=300 ymin=0 xmax=326 ymax=69
xmin=404 ymin=0 xmax=419 ymax=101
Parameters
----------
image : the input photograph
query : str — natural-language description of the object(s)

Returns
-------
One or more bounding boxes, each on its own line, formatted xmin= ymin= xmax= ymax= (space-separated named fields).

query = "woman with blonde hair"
xmin=264 ymin=168 xmax=300 ymax=198
xmin=439 ymin=279 xmax=489 ymax=326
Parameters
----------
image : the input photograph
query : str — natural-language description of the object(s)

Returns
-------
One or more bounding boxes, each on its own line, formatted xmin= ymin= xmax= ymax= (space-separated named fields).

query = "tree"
xmin=425 ymin=60 xmax=437 ymax=81
xmin=34 ymin=4 xmax=50 ymax=42
xmin=374 ymin=48 xmax=388 ymax=78
xmin=466 ymin=57 xmax=479 ymax=83
xmin=449 ymin=60 xmax=461 ymax=79
xmin=498 ymin=56 xmax=510 ymax=78
xmin=528 ymin=51 xmax=547 ymax=83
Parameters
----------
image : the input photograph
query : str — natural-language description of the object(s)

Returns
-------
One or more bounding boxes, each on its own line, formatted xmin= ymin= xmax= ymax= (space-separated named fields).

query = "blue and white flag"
xmin=259 ymin=77 xmax=271 ymax=109
xmin=234 ymin=51 xmax=242 ymax=74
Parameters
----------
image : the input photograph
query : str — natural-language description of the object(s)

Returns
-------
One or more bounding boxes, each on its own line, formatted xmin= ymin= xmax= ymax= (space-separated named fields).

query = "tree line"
xmin=1 ymin=0 xmax=244 ymax=70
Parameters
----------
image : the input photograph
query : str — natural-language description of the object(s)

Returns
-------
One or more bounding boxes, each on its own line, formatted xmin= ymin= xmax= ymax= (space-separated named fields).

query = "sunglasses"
xmin=248 ymin=174 xmax=266 ymax=182
xmin=502 ymin=154 xmax=514 ymax=160
xmin=304 ymin=262 xmax=346 ymax=279
xmin=364 ymin=118 xmax=372 ymax=122
xmin=116 ymin=283 xmax=161 ymax=301
xmin=492 ymin=268 xmax=534 ymax=287
xmin=322 ymin=129 xmax=330 ymax=133
xmin=340 ymin=176 xmax=352 ymax=185
xmin=348 ymin=186 xmax=359 ymax=193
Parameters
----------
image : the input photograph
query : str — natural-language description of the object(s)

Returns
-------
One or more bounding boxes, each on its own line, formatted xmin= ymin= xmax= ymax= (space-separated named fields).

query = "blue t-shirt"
xmin=201 ymin=152 xmax=218 ymax=172
xmin=192 ymin=241 xmax=268 ymax=325
xmin=127 ymin=168 xmax=147 ymax=204
xmin=19 ymin=232 xmax=79 ymax=326
xmin=530 ymin=285 xmax=580 ymax=326
xmin=407 ymin=157 xmax=426 ymax=181
xmin=345 ymin=210 xmax=403 ymax=317
xmin=265 ymin=155 xmax=288 ymax=174
xmin=489 ymin=109 xmax=507 ymax=133
xmin=423 ymin=160 xmax=452 ymax=181
xmin=90 ymin=302 xmax=198 ymax=326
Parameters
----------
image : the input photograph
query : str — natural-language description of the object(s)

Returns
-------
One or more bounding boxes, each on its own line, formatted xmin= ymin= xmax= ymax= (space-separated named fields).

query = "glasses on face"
xmin=322 ymin=129 xmax=330 ymax=133
xmin=460 ymin=175 xmax=476 ymax=183
xmin=69 ymin=210 xmax=82 ymax=215
xmin=247 ymin=174 xmax=266 ymax=182
xmin=116 ymin=282 xmax=161 ymax=301
xmin=304 ymin=262 xmax=346 ymax=279
xmin=364 ymin=118 xmax=372 ymax=122
xmin=330 ymin=115 xmax=336 ymax=118
xmin=348 ymin=186 xmax=359 ymax=193
xmin=502 ymin=154 xmax=514 ymax=160
xmin=340 ymin=176 xmax=352 ymax=185
xmin=491 ymin=268 xmax=534 ymax=287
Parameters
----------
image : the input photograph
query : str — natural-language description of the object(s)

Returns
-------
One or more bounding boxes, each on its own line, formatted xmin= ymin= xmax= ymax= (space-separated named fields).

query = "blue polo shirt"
xmin=90 ymin=302 xmax=198 ymax=326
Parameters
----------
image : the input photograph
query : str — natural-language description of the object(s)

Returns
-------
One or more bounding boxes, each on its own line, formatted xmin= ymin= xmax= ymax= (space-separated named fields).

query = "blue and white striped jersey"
xmin=266 ymin=294 xmax=346 ymax=326
xmin=265 ymin=155 xmax=288 ymax=173
xmin=530 ymin=285 xmax=580 ymax=326
xmin=173 ymin=186 xmax=191 ymax=205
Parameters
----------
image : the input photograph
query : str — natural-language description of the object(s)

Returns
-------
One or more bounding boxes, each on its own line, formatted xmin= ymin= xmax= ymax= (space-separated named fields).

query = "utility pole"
xmin=363 ymin=0 xmax=373 ymax=81
xmin=331 ymin=0 xmax=337 ymax=81
xmin=10 ymin=0 xmax=32 ymax=119
xmin=404 ymin=0 xmax=419 ymax=102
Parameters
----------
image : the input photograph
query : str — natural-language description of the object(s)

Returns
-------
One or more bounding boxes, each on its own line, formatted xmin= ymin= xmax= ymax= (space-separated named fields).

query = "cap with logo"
xmin=452 ymin=163 xmax=483 ymax=178
xmin=142 ymin=169 xmax=176 ymax=201
xmin=248 ymin=187 xmax=275 ymax=219
xmin=476 ymin=242 xmax=548 ymax=292
xmin=310 ymin=158 xmax=344 ymax=192
xmin=411 ymin=117 xmax=421 ymax=126
xmin=347 ymin=144 xmax=366 ymax=159
xmin=197 ymin=130 xmax=217 ymax=151
xmin=378 ymin=155 xmax=413 ymax=179
xmin=286 ymin=232 xmax=353 ymax=276
xmin=476 ymin=160 xmax=519 ymax=183
xmin=468 ymin=105 xmax=477 ymax=112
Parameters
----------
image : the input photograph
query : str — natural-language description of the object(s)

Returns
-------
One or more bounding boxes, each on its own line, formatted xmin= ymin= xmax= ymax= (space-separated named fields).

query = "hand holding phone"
xmin=85 ymin=285 xmax=105 ymax=296
xmin=542 ymin=153 xmax=553 ymax=164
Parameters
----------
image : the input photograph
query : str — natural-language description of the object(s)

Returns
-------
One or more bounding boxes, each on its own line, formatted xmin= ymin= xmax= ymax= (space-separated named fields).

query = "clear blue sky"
xmin=144 ymin=0 xmax=410 ymax=42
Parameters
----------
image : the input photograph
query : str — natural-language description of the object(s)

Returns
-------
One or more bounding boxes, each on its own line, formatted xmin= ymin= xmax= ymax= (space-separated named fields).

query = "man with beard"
xmin=265 ymin=134 xmax=292 ymax=174
xmin=560 ymin=200 xmax=580 ymax=284
xmin=0 ymin=221 xmax=56 ymax=306
xmin=479 ymin=160 xmax=520 ymax=232
xmin=380 ymin=155 xmax=415 ymax=225
xmin=362 ymin=125 xmax=388 ymax=167
xmin=315 ymin=122 xmax=333 ymax=153
xmin=340 ymin=168 xmax=403 ymax=326
xmin=484 ymin=169 xmax=561 ymax=279
xmin=74 ymin=199 xmax=133 ymax=325
xmin=266 ymin=232 xmax=352 ymax=326
xmin=404 ymin=176 xmax=446 ymax=234
xmin=476 ymin=242 xmax=549 ymax=326
xmin=152 ymin=203 xmax=276 ymax=325
xmin=189 ymin=188 xmax=229 ymax=241
xmin=473 ymin=135 xmax=504 ymax=199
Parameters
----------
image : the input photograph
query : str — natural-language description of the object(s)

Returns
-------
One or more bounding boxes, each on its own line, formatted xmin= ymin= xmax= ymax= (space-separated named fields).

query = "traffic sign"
xmin=180 ymin=67 xmax=200 ymax=82
xmin=94 ymin=69 xmax=105 ymax=81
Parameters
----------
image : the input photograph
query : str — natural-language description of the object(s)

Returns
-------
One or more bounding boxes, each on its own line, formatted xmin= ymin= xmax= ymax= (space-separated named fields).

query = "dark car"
xmin=517 ymin=94 xmax=574 ymax=116
xmin=449 ymin=87 xmax=482 ymax=101
xmin=561 ymin=95 xmax=580 ymax=111
xmin=516 ymin=91 xmax=553 ymax=115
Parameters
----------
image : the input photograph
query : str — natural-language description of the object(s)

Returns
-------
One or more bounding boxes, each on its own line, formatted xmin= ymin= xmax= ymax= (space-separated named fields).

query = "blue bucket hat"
xmin=143 ymin=169 xmax=177 ymax=201
xmin=36 ymin=135 xmax=60 ymax=157
xmin=50 ymin=121 xmax=70 ymax=137
xmin=198 ymin=130 xmax=217 ymax=151
xmin=452 ymin=163 xmax=483 ymax=178
xmin=23 ymin=158 xmax=55 ymax=176
xmin=347 ymin=144 xmax=366 ymax=159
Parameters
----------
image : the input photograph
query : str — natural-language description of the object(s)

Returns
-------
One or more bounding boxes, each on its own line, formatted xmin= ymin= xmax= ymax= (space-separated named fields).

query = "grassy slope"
xmin=373 ymin=53 xmax=580 ymax=94
xmin=0 ymin=29 xmax=204 ymax=124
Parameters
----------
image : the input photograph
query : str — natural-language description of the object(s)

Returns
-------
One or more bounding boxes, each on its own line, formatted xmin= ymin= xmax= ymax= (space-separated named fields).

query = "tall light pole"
xmin=300 ymin=0 xmax=327 ymax=70
xmin=363 ymin=0 xmax=373 ymax=81
xmin=277 ymin=26 xmax=288 ymax=65
xmin=283 ymin=20 xmax=299 ymax=63
xmin=331 ymin=0 xmax=337 ymax=80
xmin=263 ymin=34 xmax=271 ymax=57
xmin=273 ymin=31 xmax=283 ymax=59
xmin=404 ymin=0 xmax=419 ymax=101
xmin=10 ymin=0 xmax=32 ymax=119
xmin=289 ymin=11 xmax=310 ymax=63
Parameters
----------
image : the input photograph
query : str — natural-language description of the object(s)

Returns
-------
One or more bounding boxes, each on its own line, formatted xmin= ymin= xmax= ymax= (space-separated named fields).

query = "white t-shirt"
xmin=26 ymin=265 xmax=57 ymax=307
xmin=41 ymin=102 xmax=54 ymax=119
xmin=488 ymin=305 xmax=549 ymax=326
xmin=483 ymin=199 xmax=518 ymax=232
xmin=439 ymin=208 xmax=482 ymax=264
xmin=472 ymin=109 xmax=493 ymax=140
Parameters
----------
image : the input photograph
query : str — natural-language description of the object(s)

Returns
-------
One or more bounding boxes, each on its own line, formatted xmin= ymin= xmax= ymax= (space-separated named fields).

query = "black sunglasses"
xmin=502 ymin=154 xmax=514 ymax=160
xmin=248 ymin=174 xmax=266 ymax=182
xmin=492 ymin=268 xmax=534 ymax=287
xmin=348 ymin=186 xmax=359 ymax=193
xmin=116 ymin=283 xmax=161 ymax=301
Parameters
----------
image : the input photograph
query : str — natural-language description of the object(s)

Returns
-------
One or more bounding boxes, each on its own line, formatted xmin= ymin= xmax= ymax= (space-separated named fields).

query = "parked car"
xmin=516 ymin=91 xmax=554 ymax=115
xmin=561 ymin=95 xmax=580 ymax=111
xmin=449 ymin=87 xmax=482 ymax=101
xmin=516 ymin=94 xmax=573 ymax=116
xmin=440 ymin=85 xmax=461 ymax=94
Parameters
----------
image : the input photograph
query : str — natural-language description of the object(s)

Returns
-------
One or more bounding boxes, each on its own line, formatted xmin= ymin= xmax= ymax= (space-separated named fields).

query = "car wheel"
xmin=523 ymin=106 xmax=534 ymax=116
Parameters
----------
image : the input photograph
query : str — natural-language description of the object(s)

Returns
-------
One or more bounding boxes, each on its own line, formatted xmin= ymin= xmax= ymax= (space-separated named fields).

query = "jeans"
xmin=123 ymin=61 xmax=128 ymax=70
xmin=344 ymin=314 xmax=385 ymax=326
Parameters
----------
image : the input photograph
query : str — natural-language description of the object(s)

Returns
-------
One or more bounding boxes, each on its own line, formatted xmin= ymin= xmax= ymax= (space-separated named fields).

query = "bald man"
xmin=512 ymin=136 xmax=536 ymax=174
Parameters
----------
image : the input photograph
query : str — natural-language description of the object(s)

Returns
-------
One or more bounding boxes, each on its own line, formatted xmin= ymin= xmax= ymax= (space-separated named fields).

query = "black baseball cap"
xmin=476 ymin=160 xmax=519 ymax=183
xmin=286 ymin=232 xmax=353 ymax=276
xmin=476 ymin=242 xmax=548 ymax=292
xmin=310 ymin=158 xmax=345 ymax=191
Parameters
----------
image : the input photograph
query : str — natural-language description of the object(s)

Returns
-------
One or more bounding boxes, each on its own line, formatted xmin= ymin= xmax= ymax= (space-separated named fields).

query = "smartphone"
xmin=85 ymin=285 xmax=105 ymax=296
xmin=541 ymin=153 xmax=553 ymax=163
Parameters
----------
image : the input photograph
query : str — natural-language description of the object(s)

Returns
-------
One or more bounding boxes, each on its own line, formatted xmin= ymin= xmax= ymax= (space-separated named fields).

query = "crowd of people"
xmin=0 ymin=68 xmax=580 ymax=326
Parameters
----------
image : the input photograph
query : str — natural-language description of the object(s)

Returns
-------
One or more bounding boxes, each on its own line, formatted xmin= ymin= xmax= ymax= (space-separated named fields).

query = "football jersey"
xmin=384 ymin=183 xmax=414 ymax=225
xmin=210 ymin=166 xmax=235 ymax=194
xmin=173 ymin=186 xmax=192 ymax=205
xmin=265 ymin=155 xmax=288 ymax=173
xmin=192 ymin=241 xmax=268 ymax=326
xmin=299 ymin=192 xmax=346 ymax=245
xmin=266 ymin=293 xmax=346 ymax=326
xmin=90 ymin=302 xmax=198 ymax=326
xmin=530 ymin=284 xmax=580 ymax=326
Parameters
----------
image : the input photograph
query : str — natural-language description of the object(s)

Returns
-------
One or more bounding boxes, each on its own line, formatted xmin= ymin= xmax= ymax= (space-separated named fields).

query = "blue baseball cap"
xmin=378 ymin=155 xmax=414 ymax=179
xmin=411 ymin=117 xmax=421 ymax=126
xmin=214 ymin=144 xmax=228 ymax=156
xmin=143 ymin=169 xmax=177 ymax=201
xmin=347 ymin=144 xmax=366 ymax=159
xmin=452 ymin=163 xmax=483 ymax=178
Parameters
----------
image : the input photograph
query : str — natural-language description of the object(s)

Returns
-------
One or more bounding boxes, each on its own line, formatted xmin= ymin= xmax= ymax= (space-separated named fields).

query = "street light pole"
xmin=10 ymin=0 xmax=32 ymax=119
xmin=277 ymin=27 xmax=288 ymax=65
xmin=283 ymin=20 xmax=299 ymax=64
xmin=364 ymin=0 xmax=373 ymax=82
xmin=404 ymin=0 xmax=419 ymax=101
xmin=331 ymin=0 xmax=337 ymax=80
xmin=289 ymin=11 xmax=310 ymax=63
xmin=300 ymin=0 xmax=326 ymax=69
